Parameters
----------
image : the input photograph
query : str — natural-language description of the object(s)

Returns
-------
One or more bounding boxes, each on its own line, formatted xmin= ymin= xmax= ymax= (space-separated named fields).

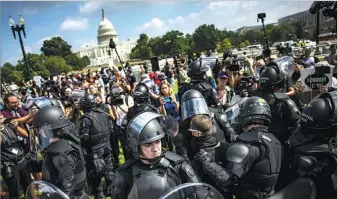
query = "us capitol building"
xmin=74 ymin=9 xmax=136 ymax=67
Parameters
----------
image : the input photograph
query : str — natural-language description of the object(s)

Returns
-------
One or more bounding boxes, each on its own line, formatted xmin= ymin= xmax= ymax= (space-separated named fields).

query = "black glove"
xmin=93 ymin=154 xmax=106 ymax=174
xmin=195 ymin=149 xmax=212 ymax=163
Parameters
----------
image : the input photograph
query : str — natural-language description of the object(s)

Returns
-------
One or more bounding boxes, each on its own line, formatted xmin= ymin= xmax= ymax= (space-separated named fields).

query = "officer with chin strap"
xmin=31 ymin=106 xmax=88 ymax=199
xmin=180 ymin=89 xmax=235 ymax=160
xmin=194 ymin=96 xmax=282 ymax=199
xmin=109 ymin=111 xmax=200 ymax=199
xmin=178 ymin=60 xmax=218 ymax=107
xmin=120 ymin=83 xmax=158 ymax=160
xmin=254 ymin=62 xmax=301 ymax=144
xmin=285 ymin=91 xmax=337 ymax=199
xmin=79 ymin=94 xmax=114 ymax=199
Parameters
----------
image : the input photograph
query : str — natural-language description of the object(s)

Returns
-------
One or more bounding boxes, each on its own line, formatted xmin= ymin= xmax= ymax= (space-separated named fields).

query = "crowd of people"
xmin=0 ymin=45 xmax=337 ymax=199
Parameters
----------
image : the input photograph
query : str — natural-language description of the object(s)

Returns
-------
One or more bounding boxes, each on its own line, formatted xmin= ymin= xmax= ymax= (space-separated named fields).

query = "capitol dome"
xmin=97 ymin=9 xmax=118 ymax=45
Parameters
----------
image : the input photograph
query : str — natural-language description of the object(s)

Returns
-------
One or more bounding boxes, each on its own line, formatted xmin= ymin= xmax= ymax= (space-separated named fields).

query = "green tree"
xmin=81 ymin=56 xmax=91 ymax=67
xmin=291 ymin=20 xmax=306 ymax=40
xmin=149 ymin=36 xmax=163 ymax=56
xmin=130 ymin=33 xmax=153 ymax=59
xmin=192 ymin=24 xmax=220 ymax=52
xmin=244 ymin=40 xmax=250 ymax=46
xmin=239 ymin=42 xmax=246 ymax=48
xmin=40 ymin=36 xmax=72 ymax=57
xmin=1 ymin=63 xmax=16 ymax=83
xmin=43 ymin=56 xmax=72 ymax=76
xmin=216 ymin=38 xmax=232 ymax=52
xmin=161 ymin=30 xmax=189 ymax=56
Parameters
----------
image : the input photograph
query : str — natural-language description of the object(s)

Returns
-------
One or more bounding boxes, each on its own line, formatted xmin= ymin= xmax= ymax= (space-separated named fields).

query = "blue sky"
xmin=1 ymin=1 xmax=312 ymax=66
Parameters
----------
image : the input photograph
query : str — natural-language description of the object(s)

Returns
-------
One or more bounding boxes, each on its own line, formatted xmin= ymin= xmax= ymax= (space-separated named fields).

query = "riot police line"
xmin=1 ymin=55 xmax=336 ymax=199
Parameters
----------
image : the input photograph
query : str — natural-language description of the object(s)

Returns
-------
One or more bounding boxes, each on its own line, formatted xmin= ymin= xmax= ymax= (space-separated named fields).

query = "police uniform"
xmin=109 ymin=112 xmax=200 ymax=199
xmin=1 ymin=125 xmax=32 ymax=199
xmin=195 ymin=97 xmax=283 ymax=199
xmin=31 ymin=106 xmax=88 ymax=199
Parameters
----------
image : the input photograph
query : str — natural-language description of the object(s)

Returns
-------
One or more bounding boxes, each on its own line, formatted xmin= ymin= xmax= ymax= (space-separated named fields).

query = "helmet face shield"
xmin=181 ymin=98 xmax=210 ymax=121
xmin=33 ymin=124 xmax=54 ymax=150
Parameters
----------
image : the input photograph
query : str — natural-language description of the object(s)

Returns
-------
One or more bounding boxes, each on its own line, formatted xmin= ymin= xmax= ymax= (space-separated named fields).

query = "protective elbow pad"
xmin=203 ymin=161 xmax=230 ymax=188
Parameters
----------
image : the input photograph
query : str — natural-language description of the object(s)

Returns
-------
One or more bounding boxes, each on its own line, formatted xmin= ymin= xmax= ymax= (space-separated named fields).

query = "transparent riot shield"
xmin=158 ymin=182 xmax=224 ymax=199
xmin=26 ymin=181 xmax=70 ymax=199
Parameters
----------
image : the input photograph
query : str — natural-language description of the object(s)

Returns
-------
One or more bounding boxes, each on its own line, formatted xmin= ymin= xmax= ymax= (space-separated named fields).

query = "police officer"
xmin=31 ymin=106 xmax=88 ymax=199
xmin=79 ymin=94 xmax=114 ymax=199
xmin=286 ymin=91 xmax=337 ymax=199
xmin=126 ymin=83 xmax=158 ymax=119
xmin=254 ymin=62 xmax=301 ymax=144
xmin=109 ymin=112 xmax=200 ymax=199
xmin=180 ymin=89 xmax=229 ymax=160
xmin=195 ymin=96 xmax=282 ymax=199
xmin=178 ymin=60 xmax=218 ymax=107
xmin=0 ymin=112 xmax=32 ymax=199
xmin=189 ymin=115 xmax=230 ymax=197
xmin=121 ymin=83 xmax=158 ymax=159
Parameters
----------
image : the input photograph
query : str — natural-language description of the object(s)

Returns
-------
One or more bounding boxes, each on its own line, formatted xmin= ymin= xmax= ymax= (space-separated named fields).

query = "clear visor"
xmin=181 ymin=98 xmax=210 ymax=121
xmin=33 ymin=124 xmax=54 ymax=150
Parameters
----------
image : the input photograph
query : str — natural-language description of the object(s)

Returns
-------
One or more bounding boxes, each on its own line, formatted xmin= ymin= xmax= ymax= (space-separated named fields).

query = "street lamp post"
xmin=9 ymin=15 xmax=32 ymax=80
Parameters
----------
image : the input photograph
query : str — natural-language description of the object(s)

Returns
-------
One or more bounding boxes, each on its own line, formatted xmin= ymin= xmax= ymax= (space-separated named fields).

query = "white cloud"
xmin=79 ymin=1 xmax=105 ymax=14
xmin=135 ymin=1 xmax=313 ymax=37
xmin=60 ymin=17 xmax=88 ymax=31
xmin=138 ymin=18 xmax=167 ymax=32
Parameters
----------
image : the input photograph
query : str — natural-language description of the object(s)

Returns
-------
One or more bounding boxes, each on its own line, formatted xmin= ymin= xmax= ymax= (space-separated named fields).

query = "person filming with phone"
xmin=156 ymin=80 xmax=180 ymax=120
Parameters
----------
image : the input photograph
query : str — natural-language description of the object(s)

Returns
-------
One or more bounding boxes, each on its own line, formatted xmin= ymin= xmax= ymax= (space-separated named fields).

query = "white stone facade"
xmin=74 ymin=9 xmax=136 ymax=67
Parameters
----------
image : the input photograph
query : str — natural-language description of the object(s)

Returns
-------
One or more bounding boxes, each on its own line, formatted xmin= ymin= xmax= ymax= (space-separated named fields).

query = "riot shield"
xmin=273 ymin=56 xmax=295 ymax=77
xmin=26 ymin=181 xmax=70 ymax=199
xmin=158 ymin=182 xmax=224 ymax=199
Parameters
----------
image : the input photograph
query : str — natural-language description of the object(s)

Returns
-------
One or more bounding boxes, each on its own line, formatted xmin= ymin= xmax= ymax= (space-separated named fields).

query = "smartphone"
xmin=164 ymin=96 xmax=172 ymax=103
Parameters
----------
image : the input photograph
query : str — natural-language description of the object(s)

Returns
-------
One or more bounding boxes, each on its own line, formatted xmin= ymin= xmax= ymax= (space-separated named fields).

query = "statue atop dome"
xmin=102 ymin=9 xmax=105 ymax=21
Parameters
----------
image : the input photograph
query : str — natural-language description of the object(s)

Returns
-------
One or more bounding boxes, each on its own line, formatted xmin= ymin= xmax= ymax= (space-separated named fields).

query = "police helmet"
xmin=301 ymin=91 xmax=337 ymax=133
xmin=82 ymin=94 xmax=97 ymax=108
xmin=187 ymin=60 xmax=209 ymax=77
xmin=31 ymin=106 xmax=72 ymax=149
xmin=238 ymin=96 xmax=272 ymax=129
xmin=133 ymin=83 xmax=150 ymax=102
xmin=126 ymin=112 xmax=165 ymax=159
xmin=181 ymin=89 xmax=210 ymax=121
xmin=259 ymin=62 xmax=286 ymax=89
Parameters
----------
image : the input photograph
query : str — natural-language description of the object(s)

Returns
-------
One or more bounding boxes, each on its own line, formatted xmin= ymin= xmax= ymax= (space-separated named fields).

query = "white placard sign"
xmin=300 ymin=66 xmax=333 ymax=92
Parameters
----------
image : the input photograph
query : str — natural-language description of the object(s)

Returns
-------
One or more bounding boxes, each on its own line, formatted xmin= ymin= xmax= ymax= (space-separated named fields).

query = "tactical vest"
xmin=236 ymin=130 xmax=282 ymax=191
xmin=1 ymin=125 xmax=25 ymax=164
xmin=83 ymin=108 xmax=112 ymax=150
xmin=126 ymin=104 xmax=158 ymax=122
xmin=42 ymin=139 xmax=86 ymax=197
xmin=123 ymin=152 xmax=184 ymax=199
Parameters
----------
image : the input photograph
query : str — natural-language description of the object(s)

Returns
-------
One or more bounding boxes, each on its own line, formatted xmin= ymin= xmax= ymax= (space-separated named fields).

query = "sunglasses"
xmin=188 ymin=128 xmax=203 ymax=136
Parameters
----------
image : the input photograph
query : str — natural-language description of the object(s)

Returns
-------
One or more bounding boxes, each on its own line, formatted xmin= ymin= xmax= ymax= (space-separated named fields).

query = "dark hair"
xmin=4 ymin=93 xmax=16 ymax=104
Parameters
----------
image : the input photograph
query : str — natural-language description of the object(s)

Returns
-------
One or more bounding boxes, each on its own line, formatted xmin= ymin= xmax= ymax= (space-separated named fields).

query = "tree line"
xmin=1 ymin=36 xmax=90 ymax=84
xmin=130 ymin=21 xmax=308 ymax=60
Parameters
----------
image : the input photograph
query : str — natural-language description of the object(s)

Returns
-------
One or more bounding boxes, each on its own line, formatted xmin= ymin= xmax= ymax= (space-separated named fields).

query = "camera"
xmin=257 ymin=13 xmax=266 ymax=19
xmin=108 ymin=86 xmax=124 ymax=106
xmin=235 ymin=75 xmax=258 ymax=95
xmin=227 ymin=56 xmax=245 ymax=71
